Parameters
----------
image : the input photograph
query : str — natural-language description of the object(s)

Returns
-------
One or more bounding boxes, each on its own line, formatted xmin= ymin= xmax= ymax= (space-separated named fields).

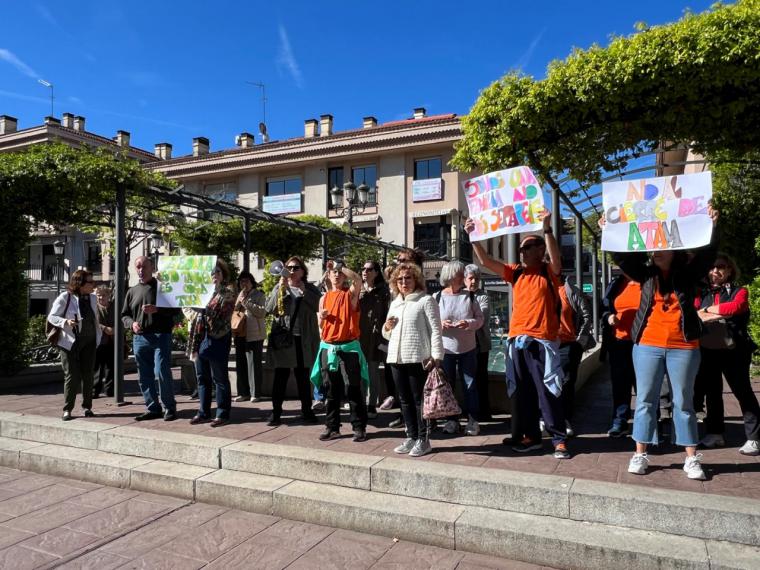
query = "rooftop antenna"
xmin=38 ymin=79 xmax=54 ymax=116
xmin=245 ymin=81 xmax=267 ymax=141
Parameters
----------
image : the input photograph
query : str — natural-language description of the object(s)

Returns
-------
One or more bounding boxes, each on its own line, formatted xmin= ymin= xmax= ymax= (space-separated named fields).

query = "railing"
xmin=24 ymin=264 xmax=68 ymax=282
xmin=414 ymin=239 xmax=473 ymax=262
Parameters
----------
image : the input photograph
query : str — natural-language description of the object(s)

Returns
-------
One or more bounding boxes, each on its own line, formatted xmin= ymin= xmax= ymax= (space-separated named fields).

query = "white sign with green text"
xmin=155 ymin=255 xmax=217 ymax=308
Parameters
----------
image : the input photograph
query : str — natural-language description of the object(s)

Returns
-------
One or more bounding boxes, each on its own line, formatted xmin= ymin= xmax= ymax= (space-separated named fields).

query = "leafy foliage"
xmin=451 ymin=0 xmax=760 ymax=186
xmin=0 ymin=143 xmax=170 ymax=373
xmin=709 ymin=151 xmax=760 ymax=281
xmin=170 ymin=218 xmax=245 ymax=274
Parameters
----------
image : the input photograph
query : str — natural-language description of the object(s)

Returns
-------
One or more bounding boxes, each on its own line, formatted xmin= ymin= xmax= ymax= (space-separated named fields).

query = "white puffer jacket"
xmin=382 ymin=291 xmax=444 ymax=365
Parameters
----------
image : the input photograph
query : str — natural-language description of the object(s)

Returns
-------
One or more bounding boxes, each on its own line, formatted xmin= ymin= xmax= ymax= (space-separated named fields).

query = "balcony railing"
xmin=25 ymin=264 xmax=68 ymax=282
xmin=413 ymin=239 xmax=473 ymax=262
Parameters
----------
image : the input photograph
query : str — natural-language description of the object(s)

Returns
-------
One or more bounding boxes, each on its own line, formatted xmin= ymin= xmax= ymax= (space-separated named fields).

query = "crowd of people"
xmin=46 ymin=204 xmax=758 ymax=476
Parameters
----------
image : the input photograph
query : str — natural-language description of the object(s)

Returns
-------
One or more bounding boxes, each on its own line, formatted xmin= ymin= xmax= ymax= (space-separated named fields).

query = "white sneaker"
xmin=627 ymin=453 xmax=649 ymax=475
xmin=684 ymin=454 xmax=706 ymax=480
xmin=342 ymin=402 xmax=350 ymax=411
xmin=62 ymin=410 xmax=72 ymax=422
xmin=700 ymin=433 xmax=725 ymax=448
xmin=442 ymin=420 xmax=460 ymax=434
xmin=409 ymin=438 xmax=432 ymax=457
xmin=539 ymin=419 xmax=547 ymax=435
xmin=464 ymin=419 xmax=480 ymax=436
xmin=312 ymin=401 xmax=325 ymax=412
xmin=379 ymin=396 xmax=395 ymax=410
xmin=739 ymin=440 xmax=760 ymax=456
xmin=565 ymin=420 xmax=574 ymax=437
xmin=394 ymin=438 xmax=415 ymax=454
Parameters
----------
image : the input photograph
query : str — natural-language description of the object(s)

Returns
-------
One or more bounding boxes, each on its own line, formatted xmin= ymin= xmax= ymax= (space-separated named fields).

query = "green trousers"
xmin=59 ymin=338 xmax=96 ymax=412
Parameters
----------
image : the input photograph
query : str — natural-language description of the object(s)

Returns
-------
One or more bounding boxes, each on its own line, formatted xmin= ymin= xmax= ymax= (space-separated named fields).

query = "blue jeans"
xmin=442 ymin=349 xmax=479 ymax=420
xmin=195 ymin=352 xmax=232 ymax=420
xmin=133 ymin=333 xmax=176 ymax=413
xmin=632 ymin=344 xmax=700 ymax=446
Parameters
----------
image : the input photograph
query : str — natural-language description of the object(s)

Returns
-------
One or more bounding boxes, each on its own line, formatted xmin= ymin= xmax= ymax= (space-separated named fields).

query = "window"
xmin=201 ymin=182 xmax=237 ymax=220
xmin=327 ymin=167 xmax=344 ymax=209
xmin=351 ymin=165 xmax=377 ymax=206
xmin=414 ymin=219 xmax=450 ymax=257
xmin=266 ymin=177 xmax=302 ymax=196
xmin=85 ymin=242 xmax=102 ymax=271
xmin=414 ymin=157 xmax=442 ymax=180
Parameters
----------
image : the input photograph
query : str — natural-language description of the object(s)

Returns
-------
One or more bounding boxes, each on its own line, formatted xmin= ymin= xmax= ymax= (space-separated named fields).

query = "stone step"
xmin=2 ymin=413 xmax=760 ymax=552
xmin=3 ymin=438 xmax=759 ymax=569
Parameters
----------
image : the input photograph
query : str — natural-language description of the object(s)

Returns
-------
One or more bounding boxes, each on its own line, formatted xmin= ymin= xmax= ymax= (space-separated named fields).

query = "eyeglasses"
xmin=286 ymin=265 xmax=302 ymax=271
xmin=396 ymin=276 xmax=413 ymax=282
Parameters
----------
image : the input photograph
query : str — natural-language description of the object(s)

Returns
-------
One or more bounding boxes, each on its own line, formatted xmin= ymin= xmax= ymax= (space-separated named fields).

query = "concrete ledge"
xmin=371 ymin=457 xmax=572 ymax=518
xmin=222 ymin=441 xmax=382 ymax=490
xmin=129 ymin=460 xmax=215 ymax=499
xmin=196 ymin=469 xmax=292 ymax=514
xmin=273 ymin=480 xmax=464 ymax=549
xmin=19 ymin=443 xmax=152 ymax=487
xmin=98 ymin=425 xmax=236 ymax=469
xmin=456 ymin=506 xmax=709 ymax=570
xmin=706 ymin=540 xmax=760 ymax=570
xmin=1 ymin=414 xmax=115 ymax=449
xmin=570 ymin=478 xmax=760 ymax=547
xmin=0 ymin=436 xmax=45 ymax=469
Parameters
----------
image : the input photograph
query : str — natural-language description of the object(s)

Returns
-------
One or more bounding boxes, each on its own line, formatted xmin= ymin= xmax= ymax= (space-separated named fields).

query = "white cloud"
xmin=34 ymin=4 xmax=59 ymax=27
xmin=0 ymin=48 xmax=39 ymax=78
xmin=121 ymin=71 xmax=165 ymax=88
xmin=277 ymin=25 xmax=303 ymax=88
xmin=68 ymin=96 xmax=83 ymax=105
xmin=0 ymin=88 xmax=48 ymax=104
xmin=512 ymin=27 xmax=548 ymax=72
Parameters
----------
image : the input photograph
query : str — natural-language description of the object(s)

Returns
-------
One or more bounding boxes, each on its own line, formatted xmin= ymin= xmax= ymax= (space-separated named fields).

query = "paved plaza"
xmin=0 ymin=468 xmax=544 ymax=569
xmin=2 ymin=363 xmax=758 ymax=500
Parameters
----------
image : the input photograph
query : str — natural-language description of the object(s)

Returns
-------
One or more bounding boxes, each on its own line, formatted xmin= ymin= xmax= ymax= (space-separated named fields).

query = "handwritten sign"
xmin=601 ymin=172 xmax=712 ymax=252
xmin=462 ymin=166 xmax=544 ymax=242
xmin=156 ymin=255 xmax=217 ymax=308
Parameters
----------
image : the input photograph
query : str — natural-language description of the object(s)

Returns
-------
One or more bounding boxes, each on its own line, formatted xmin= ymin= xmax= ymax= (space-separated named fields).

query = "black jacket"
xmin=699 ymin=284 xmax=757 ymax=352
xmin=613 ymin=237 xmax=717 ymax=344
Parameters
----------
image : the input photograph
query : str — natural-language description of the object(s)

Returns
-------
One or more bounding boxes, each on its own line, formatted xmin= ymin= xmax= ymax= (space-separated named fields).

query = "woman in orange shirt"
xmin=614 ymin=207 xmax=718 ymax=480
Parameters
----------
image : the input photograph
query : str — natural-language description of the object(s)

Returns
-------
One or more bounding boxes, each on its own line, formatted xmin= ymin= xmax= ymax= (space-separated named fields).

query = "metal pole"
xmin=321 ymin=233 xmax=328 ymax=271
xmin=113 ymin=184 xmax=127 ymax=404
xmin=574 ymin=215 xmax=583 ymax=290
xmin=551 ymin=187 xmax=561 ymax=243
xmin=56 ymin=255 xmax=62 ymax=296
xmin=243 ymin=216 xmax=251 ymax=273
xmin=382 ymin=247 xmax=388 ymax=269
xmin=601 ymin=254 xmax=608 ymax=289
xmin=591 ymin=239 xmax=600 ymax=339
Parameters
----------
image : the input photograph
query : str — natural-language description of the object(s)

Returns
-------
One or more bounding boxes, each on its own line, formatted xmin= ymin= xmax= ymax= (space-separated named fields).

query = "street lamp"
xmin=53 ymin=240 xmax=64 ymax=295
xmin=329 ymin=181 xmax=371 ymax=227
xmin=150 ymin=233 xmax=163 ymax=267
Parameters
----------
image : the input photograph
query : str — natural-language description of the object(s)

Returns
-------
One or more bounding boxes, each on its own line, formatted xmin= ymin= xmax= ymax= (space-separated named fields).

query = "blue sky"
xmin=0 ymin=1 xmax=715 ymax=157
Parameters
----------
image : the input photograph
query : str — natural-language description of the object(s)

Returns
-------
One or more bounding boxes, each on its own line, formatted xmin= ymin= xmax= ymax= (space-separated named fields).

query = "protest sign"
xmin=155 ymin=255 xmax=217 ymax=308
xmin=601 ymin=172 xmax=712 ymax=252
xmin=462 ymin=166 xmax=544 ymax=242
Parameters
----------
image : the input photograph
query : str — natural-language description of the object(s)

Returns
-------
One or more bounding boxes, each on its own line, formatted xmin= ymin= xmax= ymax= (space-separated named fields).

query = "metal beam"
xmin=113 ymin=184 xmax=126 ymax=404
xmin=591 ymin=239 xmax=600 ymax=339
xmin=574 ymin=215 xmax=583 ymax=290
xmin=243 ymin=216 xmax=251 ymax=272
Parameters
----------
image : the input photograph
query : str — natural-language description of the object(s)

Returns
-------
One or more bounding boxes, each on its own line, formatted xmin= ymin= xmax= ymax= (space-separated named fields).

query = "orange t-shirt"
xmin=321 ymin=290 xmax=360 ymax=343
xmin=638 ymin=286 xmax=698 ymax=350
xmin=613 ymin=280 xmax=641 ymax=341
xmin=558 ymin=285 xmax=576 ymax=344
xmin=502 ymin=263 xmax=560 ymax=341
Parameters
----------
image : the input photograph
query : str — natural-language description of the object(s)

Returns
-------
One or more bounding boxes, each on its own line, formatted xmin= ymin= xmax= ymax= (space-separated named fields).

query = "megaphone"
xmin=269 ymin=260 xmax=290 ymax=277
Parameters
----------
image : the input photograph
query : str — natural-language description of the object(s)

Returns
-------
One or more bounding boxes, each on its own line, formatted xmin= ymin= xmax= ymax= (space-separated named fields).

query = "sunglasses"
xmin=286 ymin=265 xmax=302 ymax=271
xmin=362 ymin=267 xmax=375 ymax=272
xmin=520 ymin=242 xmax=542 ymax=252
xmin=712 ymin=263 xmax=728 ymax=270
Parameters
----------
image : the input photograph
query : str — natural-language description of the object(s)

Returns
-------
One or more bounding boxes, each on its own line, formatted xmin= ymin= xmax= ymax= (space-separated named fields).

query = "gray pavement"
xmin=0 ymin=467 xmax=548 ymax=570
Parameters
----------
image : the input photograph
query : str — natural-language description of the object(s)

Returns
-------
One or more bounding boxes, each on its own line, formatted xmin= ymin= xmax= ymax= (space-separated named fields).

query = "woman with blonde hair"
xmin=383 ymin=262 xmax=443 ymax=457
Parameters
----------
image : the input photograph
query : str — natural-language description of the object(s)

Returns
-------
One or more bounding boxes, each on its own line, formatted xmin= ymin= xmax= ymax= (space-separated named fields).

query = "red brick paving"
xmin=1 ymin=365 xmax=759 ymax=500
xmin=0 ymin=468 xmax=544 ymax=569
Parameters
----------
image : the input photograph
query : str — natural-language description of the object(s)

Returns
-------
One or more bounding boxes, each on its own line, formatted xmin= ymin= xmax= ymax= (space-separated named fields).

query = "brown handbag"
xmin=231 ymin=310 xmax=247 ymax=337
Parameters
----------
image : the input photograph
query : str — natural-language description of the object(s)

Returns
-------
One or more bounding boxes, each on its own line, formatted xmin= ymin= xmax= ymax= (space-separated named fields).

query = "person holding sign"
xmin=605 ymin=205 xmax=719 ymax=480
xmin=122 ymin=256 xmax=181 ymax=422
xmin=465 ymin=207 xmax=570 ymax=460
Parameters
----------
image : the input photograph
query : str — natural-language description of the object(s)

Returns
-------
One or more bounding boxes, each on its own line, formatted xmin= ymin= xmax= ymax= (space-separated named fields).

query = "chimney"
xmin=154 ymin=143 xmax=172 ymax=160
xmin=304 ymin=119 xmax=318 ymax=138
xmin=62 ymin=113 xmax=75 ymax=128
xmin=44 ymin=116 xmax=61 ymax=126
xmin=193 ymin=137 xmax=210 ymax=157
xmin=413 ymin=107 xmax=426 ymax=119
xmin=115 ymin=130 xmax=130 ymax=148
xmin=362 ymin=116 xmax=377 ymax=129
xmin=237 ymin=132 xmax=255 ymax=148
xmin=73 ymin=116 xmax=86 ymax=131
xmin=319 ymin=114 xmax=333 ymax=137
xmin=0 ymin=115 xmax=17 ymax=135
